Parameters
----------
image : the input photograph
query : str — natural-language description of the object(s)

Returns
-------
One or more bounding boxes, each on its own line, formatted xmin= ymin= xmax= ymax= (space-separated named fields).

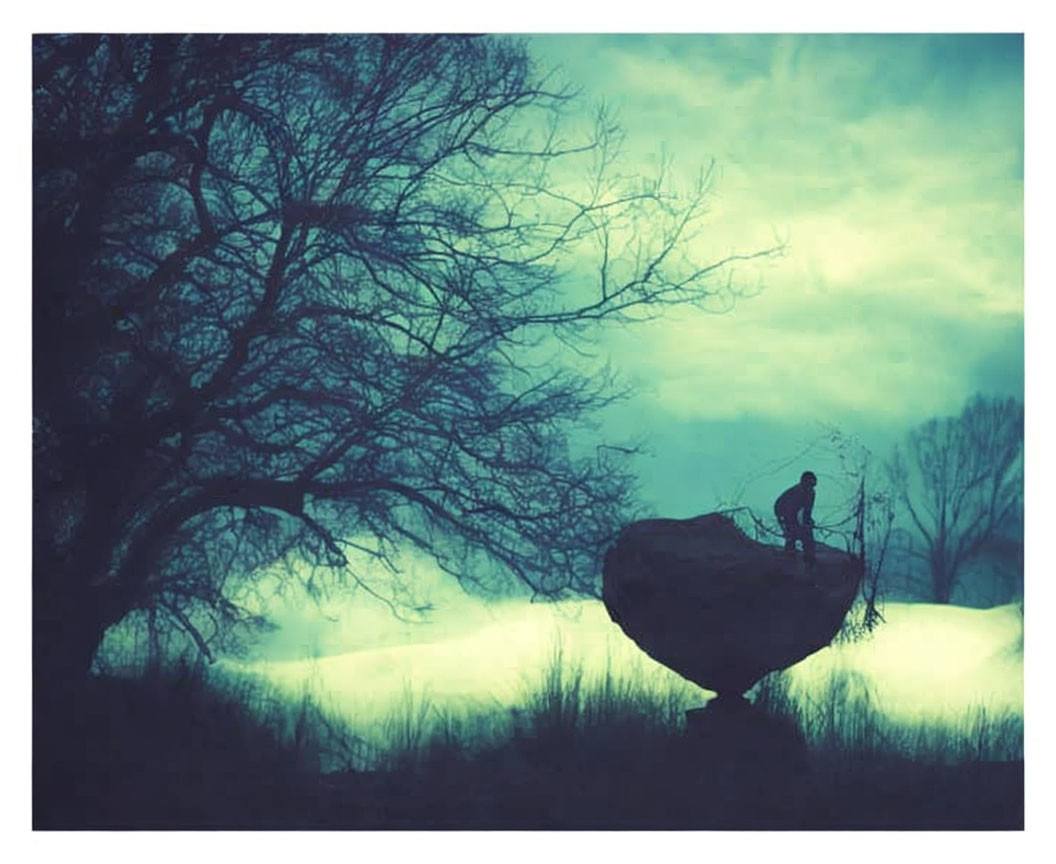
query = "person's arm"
xmin=802 ymin=488 xmax=815 ymax=527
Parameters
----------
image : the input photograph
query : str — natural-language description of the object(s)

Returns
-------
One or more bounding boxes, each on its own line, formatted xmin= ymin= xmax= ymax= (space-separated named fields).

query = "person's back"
xmin=774 ymin=483 xmax=812 ymax=520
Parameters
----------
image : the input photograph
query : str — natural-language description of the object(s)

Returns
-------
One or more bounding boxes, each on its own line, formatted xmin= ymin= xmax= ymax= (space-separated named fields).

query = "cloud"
xmin=528 ymin=35 xmax=1023 ymax=427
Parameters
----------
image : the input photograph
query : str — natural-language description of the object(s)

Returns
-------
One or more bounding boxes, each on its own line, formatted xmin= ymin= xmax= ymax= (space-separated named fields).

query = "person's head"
xmin=800 ymin=471 xmax=817 ymax=489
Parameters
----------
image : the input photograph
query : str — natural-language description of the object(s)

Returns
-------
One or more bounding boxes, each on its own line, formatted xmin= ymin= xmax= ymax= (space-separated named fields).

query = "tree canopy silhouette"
xmin=33 ymin=34 xmax=777 ymax=685
xmin=887 ymin=394 xmax=1023 ymax=604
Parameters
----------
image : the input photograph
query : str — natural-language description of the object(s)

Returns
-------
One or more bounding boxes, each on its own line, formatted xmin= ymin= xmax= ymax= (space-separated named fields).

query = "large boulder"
xmin=602 ymin=513 xmax=863 ymax=697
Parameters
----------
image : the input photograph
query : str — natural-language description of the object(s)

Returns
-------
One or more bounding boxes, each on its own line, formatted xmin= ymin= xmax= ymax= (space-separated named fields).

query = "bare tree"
xmin=887 ymin=394 xmax=1023 ymax=604
xmin=821 ymin=428 xmax=895 ymax=634
xmin=33 ymin=35 xmax=779 ymax=690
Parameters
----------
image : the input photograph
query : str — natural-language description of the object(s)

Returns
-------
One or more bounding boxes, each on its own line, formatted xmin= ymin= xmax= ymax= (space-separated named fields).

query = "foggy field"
xmin=76 ymin=536 xmax=1025 ymax=828
xmin=222 ymin=596 xmax=1023 ymax=759
xmin=49 ymin=594 xmax=1022 ymax=830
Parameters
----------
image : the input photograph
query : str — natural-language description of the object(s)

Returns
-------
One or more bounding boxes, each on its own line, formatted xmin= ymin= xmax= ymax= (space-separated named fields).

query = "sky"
xmin=526 ymin=34 xmax=1024 ymax=517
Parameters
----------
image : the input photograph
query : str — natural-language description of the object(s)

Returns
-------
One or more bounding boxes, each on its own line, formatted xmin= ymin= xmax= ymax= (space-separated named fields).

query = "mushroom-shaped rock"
xmin=602 ymin=513 xmax=863 ymax=697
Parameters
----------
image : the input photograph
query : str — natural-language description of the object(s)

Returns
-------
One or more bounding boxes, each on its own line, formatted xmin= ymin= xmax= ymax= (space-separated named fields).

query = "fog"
xmin=224 ymin=555 xmax=1023 ymax=738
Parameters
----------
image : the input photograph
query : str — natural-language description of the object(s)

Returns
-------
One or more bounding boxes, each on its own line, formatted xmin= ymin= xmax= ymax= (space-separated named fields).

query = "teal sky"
xmin=527 ymin=34 xmax=1024 ymax=516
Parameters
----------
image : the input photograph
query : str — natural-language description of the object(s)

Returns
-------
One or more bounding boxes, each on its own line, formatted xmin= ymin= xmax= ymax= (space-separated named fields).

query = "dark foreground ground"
xmin=34 ymin=674 xmax=1023 ymax=830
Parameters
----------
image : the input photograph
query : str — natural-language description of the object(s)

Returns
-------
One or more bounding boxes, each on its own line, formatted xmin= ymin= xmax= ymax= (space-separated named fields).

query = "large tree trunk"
xmin=32 ymin=560 xmax=131 ymax=828
xmin=930 ymin=557 xmax=954 ymax=604
xmin=33 ymin=556 xmax=129 ymax=704
xmin=34 ymin=595 xmax=109 ymax=691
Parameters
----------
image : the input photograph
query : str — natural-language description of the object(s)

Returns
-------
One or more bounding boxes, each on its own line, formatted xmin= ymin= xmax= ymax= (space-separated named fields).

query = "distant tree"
xmin=887 ymin=394 xmax=1023 ymax=604
xmin=33 ymin=35 xmax=778 ymax=690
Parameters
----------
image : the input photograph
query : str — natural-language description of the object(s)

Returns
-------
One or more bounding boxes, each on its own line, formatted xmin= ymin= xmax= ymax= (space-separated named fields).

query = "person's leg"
xmin=777 ymin=514 xmax=796 ymax=553
xmin=801 ymin=524 xmax=816 ymax=564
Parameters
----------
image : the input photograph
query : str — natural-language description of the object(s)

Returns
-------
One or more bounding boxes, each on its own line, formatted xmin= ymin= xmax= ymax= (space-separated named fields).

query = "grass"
xmin=518 ymin=640 xmax=698 ymax=737
xmin=35 ymin=644 xmax=1024 ymax=829
xmin=751 ymin=664 xmax=1023 ymax=764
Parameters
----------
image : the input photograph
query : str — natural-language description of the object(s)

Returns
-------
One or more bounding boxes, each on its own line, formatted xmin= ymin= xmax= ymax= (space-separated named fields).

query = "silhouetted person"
xmin=774 ymin=471 xmax=817 ymax=565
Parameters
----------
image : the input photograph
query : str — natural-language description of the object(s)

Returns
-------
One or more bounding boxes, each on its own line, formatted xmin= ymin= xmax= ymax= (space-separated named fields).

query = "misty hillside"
xmin=220 ymin=598 xmax=1023 ymax=739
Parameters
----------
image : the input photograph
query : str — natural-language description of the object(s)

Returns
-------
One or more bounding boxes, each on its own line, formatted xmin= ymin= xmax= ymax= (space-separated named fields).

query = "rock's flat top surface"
xmin=602 ymin=513 xmax=863 ymax=696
